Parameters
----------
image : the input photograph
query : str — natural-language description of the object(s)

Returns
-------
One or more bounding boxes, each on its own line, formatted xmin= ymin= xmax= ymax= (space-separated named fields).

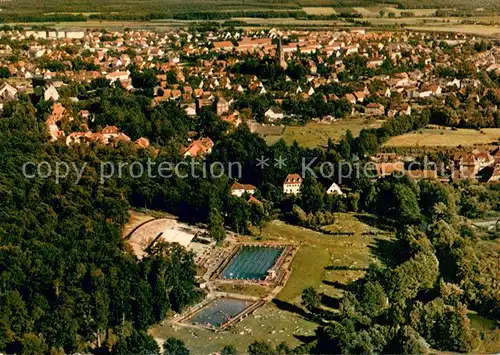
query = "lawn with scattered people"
xmin=264 ymin=119 xmax=384 ymax=148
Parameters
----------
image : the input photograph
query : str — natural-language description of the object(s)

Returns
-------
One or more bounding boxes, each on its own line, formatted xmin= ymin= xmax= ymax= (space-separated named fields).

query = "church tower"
xmin=277 ymin=37 xmax=287 ymax=70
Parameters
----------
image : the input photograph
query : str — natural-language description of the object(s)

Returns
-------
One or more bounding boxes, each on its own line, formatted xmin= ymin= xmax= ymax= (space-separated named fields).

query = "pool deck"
xmin=171 ymin=240 xmax=299 ymax=331
xmin=174 ymin=293 xmax=264 ymax=331
xmin=210 ymin=242 xmax=297 ymax=286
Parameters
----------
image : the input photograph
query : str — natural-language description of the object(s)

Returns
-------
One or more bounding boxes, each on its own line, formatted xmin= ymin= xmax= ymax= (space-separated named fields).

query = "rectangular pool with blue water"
xmin=220 ymin=245 xmax=284 ymax=281
xmin=186 ymin=298 xmax=253 ymax=328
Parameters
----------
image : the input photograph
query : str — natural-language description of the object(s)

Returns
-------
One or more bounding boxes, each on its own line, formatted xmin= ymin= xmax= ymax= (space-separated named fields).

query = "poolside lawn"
xmin=255 ymin=214 xmax=392 ymax=302
xmin=151 ymin=213 xmax=393 ymax=353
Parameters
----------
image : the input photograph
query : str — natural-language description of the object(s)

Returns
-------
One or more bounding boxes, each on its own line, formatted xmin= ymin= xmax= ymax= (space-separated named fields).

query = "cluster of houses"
xmin=452 ymin=149 xmax=500 ymax=182
xmin=0 ymin=27 xmax=496 ymax=125
xmin=368 ymin=149 xmax=500 ymax=183
xmin=44 ymin=102 xmax=150 ymax=149
xmin=0 ymin=27 xmax=498 ymax=183
xmin=276 ymin=146 xmax=500 ymax=199
xmin=228 ymin=175 xmax=343 ymax=203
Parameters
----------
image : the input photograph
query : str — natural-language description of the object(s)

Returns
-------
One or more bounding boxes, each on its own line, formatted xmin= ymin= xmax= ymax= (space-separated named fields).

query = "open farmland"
xmin=264 ymin=118 xmax=384 ymax=148
xmin=1 ymin=0 xmax=498 ymax=22
xmin=353 ymin=6 xmax=440 ymax=17
xmin=384 ymin=128 xmax=500 ymax=147
xmin=302 ymin=7 xmax=336 ymax=15
xmin=407 ymin=24 xmax=500 ymax=36
xmin=0 ymin=0 xmax=300 ymax=17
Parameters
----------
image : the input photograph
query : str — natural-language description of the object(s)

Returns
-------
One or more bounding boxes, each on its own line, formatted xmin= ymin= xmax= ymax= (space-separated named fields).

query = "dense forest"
xmin=0 ymin=97 xmax=200 ymax=353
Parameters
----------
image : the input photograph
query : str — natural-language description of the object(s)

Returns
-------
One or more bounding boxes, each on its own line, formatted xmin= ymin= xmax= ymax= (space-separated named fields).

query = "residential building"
xmin=283 ymin=174 xmax=303 ymax=195
xmin=230 ymin=182 xmax=257 ymax=197
xmin=180 ymin=137 xmax=214 ymax=158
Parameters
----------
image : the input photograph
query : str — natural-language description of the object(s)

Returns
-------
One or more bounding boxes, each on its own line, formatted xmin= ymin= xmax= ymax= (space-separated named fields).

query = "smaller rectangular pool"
xmin=186 ymin=298 xmax=253 ymax=328
xmin=221 ymin=245 xmax=284 ymax=281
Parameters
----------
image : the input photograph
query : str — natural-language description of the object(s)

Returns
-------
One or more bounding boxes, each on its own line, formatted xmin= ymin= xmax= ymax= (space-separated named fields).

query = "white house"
xmin=105 ymin=71 xmax=130 ymax=84
xmin=326 ymin=182 xmax=344 ymax=196
xmin=283 ymin=174 xmax=303 ymax=195
xmin=183 ymin=103 xmax=197 ymax=117
xmin=66 ymin=31 xmax=85 ymax=39
xmin=0 ymin=83 xmax=18 ymax=99
xmin=230 ymin=182 xmax=256 ymax=197
xmin=265 ymin=107 xmax=284 ymax=122
xmin=44 ymin=85 xmax=59 ymax=102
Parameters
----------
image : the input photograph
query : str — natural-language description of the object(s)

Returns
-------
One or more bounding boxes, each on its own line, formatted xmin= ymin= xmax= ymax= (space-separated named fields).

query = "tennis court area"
xmin=186 ymin=298 xmax=253 ymax=328
xmin=221 ymin=246 xmax=284 ymax=281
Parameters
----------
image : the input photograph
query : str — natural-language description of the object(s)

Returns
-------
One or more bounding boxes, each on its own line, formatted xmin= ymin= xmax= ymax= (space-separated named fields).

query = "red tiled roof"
xmin=284 ymin=174 xmax=303 ymax=184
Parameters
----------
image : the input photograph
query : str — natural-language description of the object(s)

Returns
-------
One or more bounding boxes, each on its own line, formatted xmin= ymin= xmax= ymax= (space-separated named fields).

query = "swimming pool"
xmin=221 ymin=246 xmax=284 ymax=281
xmin=187 ymin=298 xmax=252 ymax=328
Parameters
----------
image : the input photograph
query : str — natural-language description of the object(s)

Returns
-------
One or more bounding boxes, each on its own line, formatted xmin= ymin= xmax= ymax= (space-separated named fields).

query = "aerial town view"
xmin=0 ymin=0 xmax=499 ymax=354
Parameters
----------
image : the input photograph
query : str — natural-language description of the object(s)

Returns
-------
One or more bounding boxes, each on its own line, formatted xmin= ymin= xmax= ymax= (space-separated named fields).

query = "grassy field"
xmin=150 ymin=213 xmax=392 ymax=353
xmin=151 ymin=302 xmax=318 ymax=353
xmin=384 ymin=128 xmax=500 ymax=147
xmin=469 ymin=311 xmax=500 ymax=353
xmin=4 ymin=0 xmax=500 ymax=37
xmin=264 ymin=118 xmax=384 ymax=148
xmin=0 ymin=0 xmax=300 ymax=16
xmin=264 ymin=216 xmax=391 ymax=302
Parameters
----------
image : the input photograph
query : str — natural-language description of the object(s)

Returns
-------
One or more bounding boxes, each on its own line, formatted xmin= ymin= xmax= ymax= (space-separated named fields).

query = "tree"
xmin=379 ymin=10 xmax=385 ymax=17
xmin=208 ymin=208 xmax=226 ymax=243
xmin=430 ymin=106 xmax=459 ymax=127
xmin=221 ymin=344 xmax=237 ymax=355
xmin=338 ymin=130 xmax=353 ymax=159
xmin=409 ymin=299 xmax=477 ymax=352
xmin=248 ymin=341 xmax=275 ymax=355
xmin=130 ymin=68 xmax=158 ymax=94
xmin=356 ymin=281 xmax=388 ymax=317
xmin=225 ymin=196 xmax=251 ymax=235
xmin=301 ymin=287 xmax=321 ymax=312
xmin=0 ymin=67 xmax=10 ymax=78
xmin=112 ymin=331 xmax=160 ymax=355
xmin=390 ymin=326 xmax=429 ymax=354
xmin=90 ymin=77 xmax=111 ymax=89
xmin=300 ymin=176 xmax=324 ymax=213
xmin=286 ymin=62 xmax=307 ymax=81
xmin=249 ymin=200 xmax=266 ymax=234
xmin=419 ymin=180 xmax=456 ymax=222
xmin=392 ymin=184 xmax=422 ymax=225
xmin=163 ymin=337 xmax=189 ymax=355
xmin=369 ymin=177 xmax=422 ymax=226
xmin=166 ymin=71 xmax=178 ymax=84
xmin=19 ymin=333 xmax=48 ymax=355
xmin=197 ymin=109 xmax=230 ymax=142
xmin=275 ymin=342 xmax=292 ymax=355
xmin=389 ymin=251 xmax=439 ymax=311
